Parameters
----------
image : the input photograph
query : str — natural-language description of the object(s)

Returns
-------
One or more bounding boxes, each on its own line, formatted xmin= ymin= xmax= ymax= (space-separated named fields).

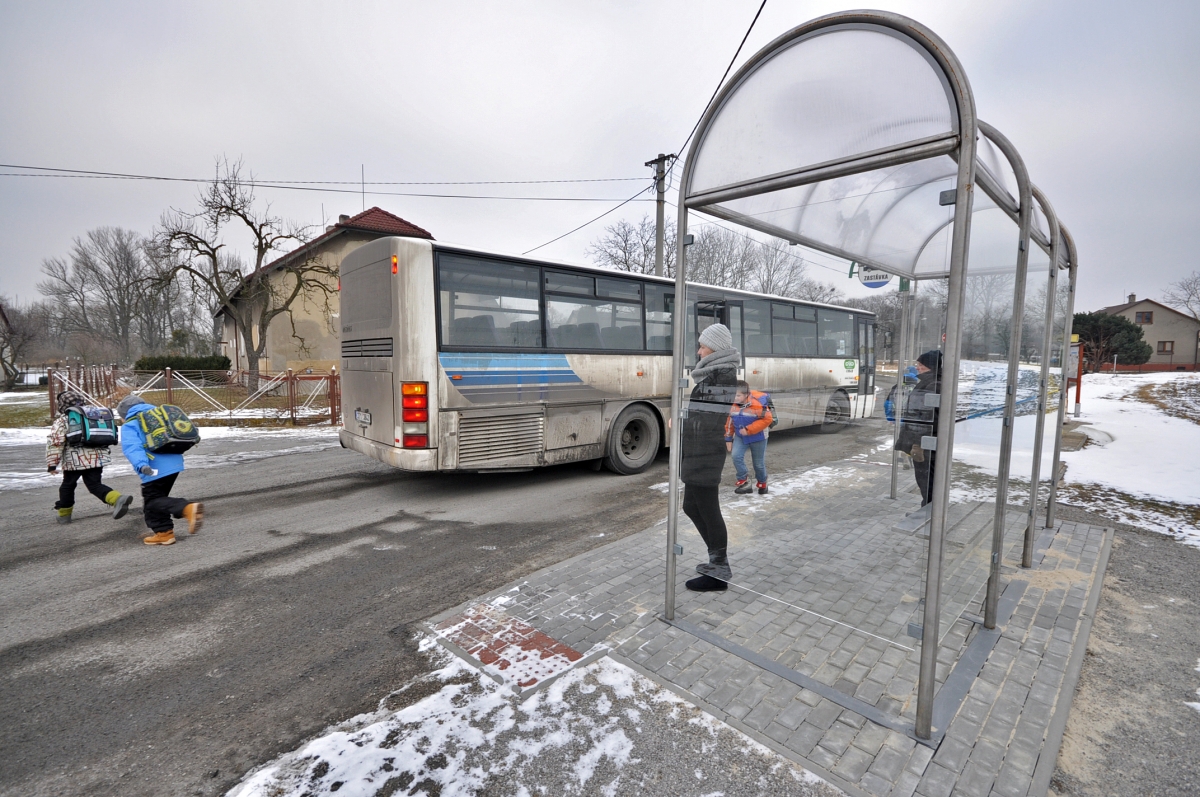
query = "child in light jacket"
xmin=46 ymin=391 xmax=133 ymax=524
xmin=724 ymin=381 xmax=773 ymax=495
xmin=115 ymin=395 xmax=203 ymax=546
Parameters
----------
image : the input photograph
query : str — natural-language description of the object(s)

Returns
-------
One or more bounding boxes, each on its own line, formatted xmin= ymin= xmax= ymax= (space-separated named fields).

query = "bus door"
xmin=693 ymin=298 xmax=744 ymax=370
xmin=857 ymin=318 xmax=876 ymax=399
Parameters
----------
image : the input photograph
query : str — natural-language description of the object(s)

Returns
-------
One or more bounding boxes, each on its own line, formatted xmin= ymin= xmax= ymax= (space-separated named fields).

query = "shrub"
xmin=134 ymin=355 xmax=232 ymax=372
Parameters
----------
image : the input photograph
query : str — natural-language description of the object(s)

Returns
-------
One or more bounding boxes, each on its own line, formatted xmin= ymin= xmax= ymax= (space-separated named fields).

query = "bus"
xmin=337 ymin=237 xmax=876 ymax=474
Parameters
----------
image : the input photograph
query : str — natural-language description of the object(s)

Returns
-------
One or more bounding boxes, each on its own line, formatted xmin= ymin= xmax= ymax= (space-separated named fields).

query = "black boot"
xmin=686 ymin=574 xmax=728 ymax=591
xmin=734 ymin=479 xmax=753 ymax=494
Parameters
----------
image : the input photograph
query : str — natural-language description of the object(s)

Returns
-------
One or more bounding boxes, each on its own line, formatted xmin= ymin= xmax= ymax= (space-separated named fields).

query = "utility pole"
xmin=645 ymin=154 xmax=675 ymax=277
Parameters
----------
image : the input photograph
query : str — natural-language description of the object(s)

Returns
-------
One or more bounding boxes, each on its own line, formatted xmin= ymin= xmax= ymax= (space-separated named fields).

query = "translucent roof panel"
xmin=688 ymin=25 xmax=957 ymax=196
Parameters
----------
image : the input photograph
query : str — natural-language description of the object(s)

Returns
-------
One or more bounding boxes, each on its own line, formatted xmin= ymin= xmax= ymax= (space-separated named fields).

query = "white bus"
xmin=338 ymin=237 xmax=876 ymax=474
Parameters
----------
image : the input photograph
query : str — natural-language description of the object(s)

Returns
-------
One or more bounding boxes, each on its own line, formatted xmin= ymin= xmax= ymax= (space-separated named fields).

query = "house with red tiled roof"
xmin=218 ymin=207 xmax=432 ymax=373
xmin=1098 ymin=293 xmax=1200 ymax=368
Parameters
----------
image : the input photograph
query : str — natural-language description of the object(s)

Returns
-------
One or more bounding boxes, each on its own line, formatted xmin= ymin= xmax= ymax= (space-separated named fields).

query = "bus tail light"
xmin=401 ymin=382 xmax=428 ymax=447
xmin=391 ymin=254 xmax=399 ymax=275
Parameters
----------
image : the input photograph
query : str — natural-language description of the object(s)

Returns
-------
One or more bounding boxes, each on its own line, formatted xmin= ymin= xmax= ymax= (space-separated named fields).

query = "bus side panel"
xmin=397 ymin=241 xmax=440 ymax=455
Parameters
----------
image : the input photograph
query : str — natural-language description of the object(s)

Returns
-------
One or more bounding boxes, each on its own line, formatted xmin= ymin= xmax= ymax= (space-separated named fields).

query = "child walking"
xmin=46 ymin=391 xmax=133 ymax=523
xmin=725 ymin=381 xmax=773 ymax=495
xmin=116 ymin=395 xmax=203 ymax=546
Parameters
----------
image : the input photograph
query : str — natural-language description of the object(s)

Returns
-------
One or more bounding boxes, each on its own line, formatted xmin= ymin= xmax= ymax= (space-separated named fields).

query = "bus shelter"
xmin=662 ymin=10 xmax=1077 ymax=740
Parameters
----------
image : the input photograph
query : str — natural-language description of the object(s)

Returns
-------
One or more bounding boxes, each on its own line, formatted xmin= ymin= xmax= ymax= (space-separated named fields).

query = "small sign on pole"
xmin=852 ymin=262 xmax=892 ymax=289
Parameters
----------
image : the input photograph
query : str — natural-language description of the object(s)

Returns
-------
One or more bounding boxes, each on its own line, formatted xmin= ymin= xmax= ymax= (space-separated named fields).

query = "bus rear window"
xmin=341 ymin=260 xmax=392 ymax=331
xmin=439 ymin=255 xmax=542 ymax=348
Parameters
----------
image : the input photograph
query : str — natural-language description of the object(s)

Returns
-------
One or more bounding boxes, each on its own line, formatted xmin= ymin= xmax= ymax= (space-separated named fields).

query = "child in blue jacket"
xmin=725 ymin=381 xmax=773 ymax=495
xmin=115 ymin=395 xmax=204 ymax=546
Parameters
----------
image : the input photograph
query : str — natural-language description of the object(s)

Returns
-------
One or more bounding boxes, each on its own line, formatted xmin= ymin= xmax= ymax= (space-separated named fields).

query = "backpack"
xmin=752 ymin=390 xmax=779 ymax=429
xmin=133 ymin=404 xmax=201 ymax=454
xmin=65 ymin=406 xmax=119 ymax=448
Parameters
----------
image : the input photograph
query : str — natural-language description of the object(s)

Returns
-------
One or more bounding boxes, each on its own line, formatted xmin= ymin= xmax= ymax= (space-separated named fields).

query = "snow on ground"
xmin=1054 ymin=372 xmax=1200 ymax=548
xmin=0 ymin=392 xmax=46 ymax=404
xmin=228 ymin=639 xmax=832 ymax=797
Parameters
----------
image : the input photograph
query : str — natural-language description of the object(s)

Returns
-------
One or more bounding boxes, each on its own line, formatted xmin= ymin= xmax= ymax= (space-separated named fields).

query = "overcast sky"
xmin=2 ymin=0 xmax=1196 ymax=312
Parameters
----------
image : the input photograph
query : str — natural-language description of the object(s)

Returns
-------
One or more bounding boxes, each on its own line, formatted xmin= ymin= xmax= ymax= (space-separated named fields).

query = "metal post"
xmin=916 ymin=112 xmax=978 ymax=740
xmin=890 ymin=280 xmax=914 ymax=499
xmin=646 ymin=154 xmax=673 ymax=277
xmin=1046 ymin=226 xmax=1078 ymax=528
xmin=47 ymin=367 xmax=56 ymax=415
xmin=1022 ymin=233 xmax=1061 ymax=567
xmin=664 ymin=189 xmax=690 ymax=621
xmin=287 ymin=368 xmax=297 ymax=425
xmin=165 ymin=367 xmax=173 ymax=405
xmin=979 ymin=122 xmax=1033 ymax=629
xmin=330 ymin=366 xmax=339 ymax=425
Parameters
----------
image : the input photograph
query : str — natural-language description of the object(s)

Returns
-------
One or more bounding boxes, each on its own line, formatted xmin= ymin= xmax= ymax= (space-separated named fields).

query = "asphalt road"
xmin=0 ymin=419 xmax=885 ymax=797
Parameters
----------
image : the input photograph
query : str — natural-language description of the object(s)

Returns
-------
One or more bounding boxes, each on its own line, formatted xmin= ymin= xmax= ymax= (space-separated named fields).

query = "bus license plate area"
xmin=355 ymin=409 xmax=372 ymax=425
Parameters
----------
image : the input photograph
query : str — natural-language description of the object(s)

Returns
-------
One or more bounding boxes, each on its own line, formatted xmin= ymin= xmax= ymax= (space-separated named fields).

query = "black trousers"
xmin=682 ymin=484 xmax=727 ymax=553
xmin=913 ymin=450 xmax=937 ymax=506
xmin=141 ymin=472 xmax=189 ymax=532
xmin=57 ymin=467 xmax=113 ymax=509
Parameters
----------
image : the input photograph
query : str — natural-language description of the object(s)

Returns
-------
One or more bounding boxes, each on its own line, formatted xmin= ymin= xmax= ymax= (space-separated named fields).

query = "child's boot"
xmin=143 ymin=531 xmax=176 ymax=545
xmin=734 ymin=479 xmax=753 ymax=494
xmin=757 ymin=481 xmax=769 ymax=495
xmin=106 ymin=491 xmax=133 ymax=520
xmin=56 ymin=507 xmax=73 ymax=525
xmin=183 ymin=502 xmax=204 ymax=534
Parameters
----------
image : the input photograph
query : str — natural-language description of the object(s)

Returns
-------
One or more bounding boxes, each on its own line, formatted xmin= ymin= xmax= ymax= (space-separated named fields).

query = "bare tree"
xmin=150 ymin=158 xmax=336 ymax=389
xmin=791 ymin=279 xmax=845 ymax=304
xmin=586 ymin=216 xmax=677 ymax=276
xmin=0 ymin=299 xmax=44 ymax=390
xmin=686 ymin=225 xmax=758 ymax=290
xmin=1163 ymin=270 xmax=1200 ymax=320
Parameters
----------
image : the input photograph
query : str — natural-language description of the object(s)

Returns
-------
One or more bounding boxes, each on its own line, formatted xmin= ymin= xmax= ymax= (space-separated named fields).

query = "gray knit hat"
xmin=116 ymin=394 xmax=143 ymax=419
xmin=698 ymin=323 xmax=734 ymax=352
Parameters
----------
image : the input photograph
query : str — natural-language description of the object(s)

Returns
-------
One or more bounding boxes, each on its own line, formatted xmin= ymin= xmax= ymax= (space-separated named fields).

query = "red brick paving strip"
xmin=434 ymin=603 xmax=583 ymax=690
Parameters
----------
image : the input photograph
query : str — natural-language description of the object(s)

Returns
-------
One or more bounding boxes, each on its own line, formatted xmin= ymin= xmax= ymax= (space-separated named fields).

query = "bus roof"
xmin=427 ymin=239 xmax=876 ymax=317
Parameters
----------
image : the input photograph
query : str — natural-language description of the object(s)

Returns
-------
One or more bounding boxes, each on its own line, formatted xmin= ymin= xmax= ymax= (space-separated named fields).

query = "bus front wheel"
xmin=819 ymin=392 xmax=851 ymax=434
xmin=603 ymin=404 xmax=661 ymax=475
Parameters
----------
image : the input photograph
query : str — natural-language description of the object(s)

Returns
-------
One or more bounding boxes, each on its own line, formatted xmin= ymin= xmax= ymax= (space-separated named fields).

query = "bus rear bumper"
xmin=339 ymin=429 xmax=438 ymax=471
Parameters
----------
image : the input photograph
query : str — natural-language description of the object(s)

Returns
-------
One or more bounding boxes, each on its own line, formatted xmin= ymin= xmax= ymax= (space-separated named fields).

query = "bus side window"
xmin=744 ymin=301 xmax=771 ymax=354
xmin=438 ymin=255 xmax=542 ymax=349
xmin=645 ymin=284 xmax=674 ymax=351
xmin=817 ymin=310 xmax=855 ymax=357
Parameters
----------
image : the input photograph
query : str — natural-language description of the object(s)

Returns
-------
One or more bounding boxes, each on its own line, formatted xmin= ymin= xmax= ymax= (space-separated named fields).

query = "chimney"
xmin=325 ymin=225 xmax=336 ymax=232
xmin=339 ymin=214 xmax=350 ymax=224
xmin=1128 ymin=293 xmax=1136 ymax=303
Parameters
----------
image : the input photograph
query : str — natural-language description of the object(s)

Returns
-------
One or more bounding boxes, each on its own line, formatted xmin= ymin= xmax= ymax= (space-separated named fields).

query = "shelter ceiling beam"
xmin=685 ymin=134 xmax=958 ymax=209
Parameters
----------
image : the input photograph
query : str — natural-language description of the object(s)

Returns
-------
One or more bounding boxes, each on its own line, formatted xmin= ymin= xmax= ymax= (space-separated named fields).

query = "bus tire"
xmin=818 ymin=391 xmax=851 ymax=434
xmin=603 ymin=404 xmax=660 ymax=475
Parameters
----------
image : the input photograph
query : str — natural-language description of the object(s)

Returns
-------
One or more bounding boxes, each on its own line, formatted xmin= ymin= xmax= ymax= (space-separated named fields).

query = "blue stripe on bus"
xmin=438 ymin=352 xmax=584 ymax=386
xmin=439 ymin=353 xmax=576 ymax=370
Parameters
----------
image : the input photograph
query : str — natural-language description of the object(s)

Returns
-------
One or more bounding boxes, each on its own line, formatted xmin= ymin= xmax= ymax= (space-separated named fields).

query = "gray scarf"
xmin=690 ymin=348 xmax=740 ymax=382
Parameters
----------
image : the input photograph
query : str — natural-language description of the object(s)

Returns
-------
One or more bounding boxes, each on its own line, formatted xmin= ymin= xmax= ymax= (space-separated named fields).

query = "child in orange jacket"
xmin=725 ymin=381 xmax=773 ymax=494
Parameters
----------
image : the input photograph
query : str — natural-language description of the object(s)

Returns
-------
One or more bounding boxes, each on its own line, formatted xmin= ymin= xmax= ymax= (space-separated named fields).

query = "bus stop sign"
xmin=853 ymin=262 xmax=892 ymax=289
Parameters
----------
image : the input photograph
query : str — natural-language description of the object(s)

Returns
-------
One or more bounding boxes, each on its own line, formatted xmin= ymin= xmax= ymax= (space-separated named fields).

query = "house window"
xmin=1135 ymin=311 xmax=1153 ymax=324
xmin=1157 ymin=340 xmax=1174 ymax=354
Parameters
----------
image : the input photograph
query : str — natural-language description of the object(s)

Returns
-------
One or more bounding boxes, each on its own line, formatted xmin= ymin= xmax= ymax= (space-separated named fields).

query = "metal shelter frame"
xmin=661 ymin=10 xmax=1076 ymax=740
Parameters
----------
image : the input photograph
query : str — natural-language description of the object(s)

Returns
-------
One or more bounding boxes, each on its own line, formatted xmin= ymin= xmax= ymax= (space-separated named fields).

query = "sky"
xmin=1 ymin=0 xmax=1197 ymax=312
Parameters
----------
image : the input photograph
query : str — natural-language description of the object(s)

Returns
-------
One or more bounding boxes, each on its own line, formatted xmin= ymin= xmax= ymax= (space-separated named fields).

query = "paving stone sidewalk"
xmin=429 ymin=456 xmax=1111 ymax=797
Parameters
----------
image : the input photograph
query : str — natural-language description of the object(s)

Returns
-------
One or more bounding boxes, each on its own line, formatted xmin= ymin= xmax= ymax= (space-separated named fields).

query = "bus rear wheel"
xmin=819 ymin=392 xmax=851 ymax=434
xmin=603 ymin=404 xmax=660 ymax=475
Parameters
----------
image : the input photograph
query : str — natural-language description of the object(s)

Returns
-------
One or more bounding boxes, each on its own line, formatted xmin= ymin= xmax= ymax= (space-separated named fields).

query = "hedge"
xmin=133 ymin=355 xmax=232 ymax=371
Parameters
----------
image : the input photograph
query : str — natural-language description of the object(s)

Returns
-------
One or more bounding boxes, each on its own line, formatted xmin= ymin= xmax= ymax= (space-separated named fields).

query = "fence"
xmin=1096 ymin=362 xmax=1199 ymax=373
xmin=47 ymin=366 xmax=342 ymax=426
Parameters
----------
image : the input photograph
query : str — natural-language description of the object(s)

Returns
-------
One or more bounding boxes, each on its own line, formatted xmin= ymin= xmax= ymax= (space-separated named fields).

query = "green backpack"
xmin=134 ymin=404 xmax=201 ymax=454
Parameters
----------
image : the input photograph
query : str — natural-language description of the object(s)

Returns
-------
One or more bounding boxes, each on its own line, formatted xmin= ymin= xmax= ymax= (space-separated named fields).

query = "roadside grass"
xmin=1057 ymin=480 xmax=1200 ymax=548
xmin=1135 ymin=374 xmax=1200 ymax=425
xmin=0 ymin=393 xmax=50 ymax=428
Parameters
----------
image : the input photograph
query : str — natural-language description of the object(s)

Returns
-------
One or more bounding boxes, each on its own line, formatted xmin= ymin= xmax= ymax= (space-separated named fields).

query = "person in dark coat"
xmin=681 ymin=323 xmax=740 ymax=591
xmin=897 ymin=350 xmax=943 ymax=506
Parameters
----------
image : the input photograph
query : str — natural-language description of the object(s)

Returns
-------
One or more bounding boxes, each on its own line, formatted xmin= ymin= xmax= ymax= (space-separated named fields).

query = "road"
xmin=0 ymin=418 xmax=888 ymax=797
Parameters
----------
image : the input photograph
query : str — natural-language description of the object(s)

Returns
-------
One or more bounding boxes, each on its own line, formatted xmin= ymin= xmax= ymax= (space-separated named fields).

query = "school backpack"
xmin=752 ymin=390 xmax=779 ymax=429
xmin=133 ymin=404 xmax=201 ymax=454
xmin=65 ymin=406 xmax=119 ymax=448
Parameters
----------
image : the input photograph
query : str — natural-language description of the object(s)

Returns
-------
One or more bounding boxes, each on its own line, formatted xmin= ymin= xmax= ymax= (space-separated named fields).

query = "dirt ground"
xmin=1049 ymin=503 xmax=1200 ymax=797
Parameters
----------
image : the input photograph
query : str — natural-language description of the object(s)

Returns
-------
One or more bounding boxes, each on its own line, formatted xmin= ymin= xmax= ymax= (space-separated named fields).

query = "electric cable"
xmin=522 ymin=184 xmax=656 ymax=255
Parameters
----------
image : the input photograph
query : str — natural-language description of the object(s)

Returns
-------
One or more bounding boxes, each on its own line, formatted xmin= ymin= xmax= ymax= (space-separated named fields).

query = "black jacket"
xmin=897 ymin=369 xmax=941 ymax=451
xmin=681 ymin=367 xmax=738 ymax=485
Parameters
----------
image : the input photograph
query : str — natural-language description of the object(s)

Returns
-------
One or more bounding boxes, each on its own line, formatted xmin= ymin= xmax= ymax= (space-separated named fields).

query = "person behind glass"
xmin=897 ymin=350 xmax=943 ymax=506
xmin=725 ymin=381 xmax=772 ymax=495
xmin=681 ymin=323 xmax=740 ymax=592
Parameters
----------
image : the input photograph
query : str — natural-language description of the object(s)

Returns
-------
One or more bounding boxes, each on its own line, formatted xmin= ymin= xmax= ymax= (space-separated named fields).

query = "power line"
xmin=0 ymin=163 xmax=645 ymax=186
xmin=522 ymin=184 xmax=655 ymax=255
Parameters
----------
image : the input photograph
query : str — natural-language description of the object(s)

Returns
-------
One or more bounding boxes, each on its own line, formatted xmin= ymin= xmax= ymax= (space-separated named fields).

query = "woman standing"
xmin=897 ymin=350 xmax=944 ymax=506
xmin=681 ymin=323 xmax=740 ymax=592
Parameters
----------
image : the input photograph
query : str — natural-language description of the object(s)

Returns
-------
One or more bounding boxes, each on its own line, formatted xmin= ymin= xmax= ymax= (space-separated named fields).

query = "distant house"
xmin=1098 ymin=294 xmax=1200 ymax=367
xmin=218 ymin=207 xmax=432 ymax=373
